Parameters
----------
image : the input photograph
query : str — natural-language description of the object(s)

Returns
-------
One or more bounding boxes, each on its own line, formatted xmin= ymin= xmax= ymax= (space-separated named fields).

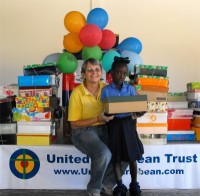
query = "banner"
xmin=0 ymin=144 xmax=200 ymax=189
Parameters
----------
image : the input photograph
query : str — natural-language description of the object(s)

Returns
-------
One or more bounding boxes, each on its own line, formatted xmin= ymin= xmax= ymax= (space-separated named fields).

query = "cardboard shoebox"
xmin=193 ymin=115 xmax=200 ymax=127
xmin=137 ymin=75 xmax=169 ymax=88
xmin=17 ymin=121 xmax=52 ymax=134
xmin=167 ymin=101 xmax=188 ymax=109
xmin=17 ymin=133 xmax=52 ymax=146
xmin=18 ymin=75 xmax=59 ymax=87
xmin=167 ymin=131 xmax=195 ymax=141
xmin=137 ymin=123 xmax=168 ymax=134
xmin=191 ymin=126 xmax=200 ymax=140
xmin=137 ymin=112 xmax=167 ymax=124
xmin=187 ymin=82 xmax=200 ymax=91
xmin=134 ymin=64 xmax=168 ymax=77
xmin=168 ymin=119 xmax=191 ymax=130
xmin=187 ymin=92 xmax=200 ymax=100
xmin=135 ymin=85 xmax=169 ymax=92
xmin=102 ymin=95 xmax=147 ymax=114
xmin=167 ymin=92 xmax=186 ymax=102
xmin=167 ymin=108 xmax=193 ymax=119
xmin=188 ymin=99 xmax=200 ymax=108
xmin=137 ymin=90 xmax=167 ymax=101
xmin=139 ymin=134 xmax=167 ymax=145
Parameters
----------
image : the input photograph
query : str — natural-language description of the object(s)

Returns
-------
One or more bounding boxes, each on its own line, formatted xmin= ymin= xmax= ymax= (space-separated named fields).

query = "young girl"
xmin=101 ymin=57 xmax=144 ymax=196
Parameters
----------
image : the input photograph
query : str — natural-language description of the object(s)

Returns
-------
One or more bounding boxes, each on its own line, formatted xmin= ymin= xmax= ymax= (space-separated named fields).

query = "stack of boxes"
xmin=13 ymin=64 xmax=61 ymax=146
xmin=187 ymin=82 xmax=200 ymax=141
xmin=135 ymin=65 xmax=169 ymax=145
xmin=167 ymin=92 xmax=194 ymax=142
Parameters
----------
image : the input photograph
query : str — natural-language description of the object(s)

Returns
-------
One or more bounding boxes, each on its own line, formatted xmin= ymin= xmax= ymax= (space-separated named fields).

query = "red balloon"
xmin=98 ymin=29 xmax=116 ymax=50
xmin=79 ymin=24 xmax=102 ymax=47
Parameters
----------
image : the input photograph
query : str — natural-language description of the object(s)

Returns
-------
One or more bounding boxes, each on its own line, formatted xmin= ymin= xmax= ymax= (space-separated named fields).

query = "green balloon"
xmin=58 ymin=52 xmax=78 ymax=73
xmin=82 ymin=46 xmax=102 ymax=61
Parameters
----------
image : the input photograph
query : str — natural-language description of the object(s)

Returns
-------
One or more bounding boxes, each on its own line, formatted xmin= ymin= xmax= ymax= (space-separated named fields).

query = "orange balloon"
xmin=64 ymin=11 xmax=86 ymax=33
xmin=63 ymin=33 xmax=84 ymax=53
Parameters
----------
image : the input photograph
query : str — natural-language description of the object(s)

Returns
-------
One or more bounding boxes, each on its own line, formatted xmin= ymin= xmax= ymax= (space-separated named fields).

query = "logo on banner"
xmin=9 ymin=149 xmax=40 ymax=179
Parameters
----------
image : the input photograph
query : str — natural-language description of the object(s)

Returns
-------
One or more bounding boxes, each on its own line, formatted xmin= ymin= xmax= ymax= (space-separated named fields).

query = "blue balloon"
xmin=117 ymin=37 xmax=142 ymax=54
xmin=121 ymin=50 xmax=143 ymax=72
xmin=42 ymin=53 xmax=61 ymax=64
xmin=102 ymin=50 xmax=121 ymax=72
xmin=87 ymin=8 xmax=108 ymax=29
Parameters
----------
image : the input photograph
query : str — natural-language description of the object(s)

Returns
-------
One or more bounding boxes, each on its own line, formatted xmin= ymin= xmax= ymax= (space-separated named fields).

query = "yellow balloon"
xmin=63 ymin=33 xmax=84 ymax=53
xmin=64 ymin=11 xmax=86 ymax=33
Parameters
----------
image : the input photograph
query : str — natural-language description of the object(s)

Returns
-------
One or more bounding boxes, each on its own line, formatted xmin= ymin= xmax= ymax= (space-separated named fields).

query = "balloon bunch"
xmin=57 ymin=8 xmax=143 ymax=74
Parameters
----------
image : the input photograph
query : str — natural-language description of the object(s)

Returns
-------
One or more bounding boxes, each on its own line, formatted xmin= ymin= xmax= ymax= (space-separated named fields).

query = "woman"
xmin=68 ymin=58 xmax=114 ymax=196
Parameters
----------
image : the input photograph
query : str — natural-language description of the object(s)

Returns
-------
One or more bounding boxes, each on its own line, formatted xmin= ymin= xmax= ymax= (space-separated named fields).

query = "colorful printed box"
xmin=187 ymin=92 xmax=200 ymax=100
xmin=137 ymin=112 xmax=167 ymax=123
xmin=193 ymin=115 xmax=200 ymax=127
xmin=19 ymin=86 xmax=58 ymax=97
xmin=15 ymin=96 xmax=50 ymax=108
xmin=191 ymin=126 xmax=200 ymax=140
xmin=137 ymin=123 xmax=168 ymax=134
xmin=137 ymin=75 xmax=169 ymax=88
xmin=12 ymin=107 xmax=51 ymax=121
xmin=135 ymin=85 xmax=169 ymax=92
xmin=147 ymin=101 xmax=167 ymax=112
xmin=187 ymin=82 xmax=200 ymax=91
xmin=188 ymin=100 xmax=200 ymax=108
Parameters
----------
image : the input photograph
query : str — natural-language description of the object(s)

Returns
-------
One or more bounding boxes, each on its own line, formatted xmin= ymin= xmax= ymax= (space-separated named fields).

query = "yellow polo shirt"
xmin=68 ymin=82 xmax=106 ymax=126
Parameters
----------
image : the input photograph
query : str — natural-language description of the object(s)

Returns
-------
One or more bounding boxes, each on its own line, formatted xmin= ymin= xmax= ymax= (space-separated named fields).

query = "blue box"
xmin=18 ymin=75 xmax=51 ymax=87
xmin=167 ymin=131 xmax=195 ymax=141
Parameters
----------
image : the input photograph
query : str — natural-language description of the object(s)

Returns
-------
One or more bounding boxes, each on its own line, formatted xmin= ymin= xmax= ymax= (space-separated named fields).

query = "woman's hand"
xmin=99 ymin=112 xmax=114 ymax=122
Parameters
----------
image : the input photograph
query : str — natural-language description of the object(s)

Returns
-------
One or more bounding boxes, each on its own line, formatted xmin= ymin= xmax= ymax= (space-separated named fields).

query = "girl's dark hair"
xmin=81 ymin=58 xmax=102 ymax=73
xmin=111 ymin=56 xmax=130 ymax=71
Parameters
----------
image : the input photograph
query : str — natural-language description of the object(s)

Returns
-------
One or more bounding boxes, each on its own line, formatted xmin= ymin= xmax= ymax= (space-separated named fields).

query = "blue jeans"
xmin=71 ymin=125 xmax=112 ymax=194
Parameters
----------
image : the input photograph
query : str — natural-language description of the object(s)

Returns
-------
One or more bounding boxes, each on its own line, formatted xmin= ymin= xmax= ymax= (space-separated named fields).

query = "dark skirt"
xmin=107 ymin=116 xmax=144 ymax=162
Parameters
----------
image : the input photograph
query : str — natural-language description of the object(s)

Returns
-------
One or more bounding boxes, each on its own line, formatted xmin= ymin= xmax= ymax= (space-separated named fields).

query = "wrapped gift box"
xmin=0 ymin=123 xmax=17 ymax=134
xmin=187 ymin=82 xmax=200 ymax=91
xmin=168 ymin=109 xmax=193 ymax=119
xmin=17 ymin=133 xmax=52 ymax=146
xmin=19 ymin=86 xmax=58 ymax=97
xmin=15 ymin=96 xmax=50 ymax=108
xmin=137 ymin=75 xmax=169 ymax=88
xmin=147 ymin=101 xmax=167 ymax=112
xmin=12 ymin=107 xmax=51 ymax=122
xmin=137 ymin=112 xmax=167 ymax=123
xmin=137 ymin=123 xmax=168 ymax=134
xmin=137 ymin=90 xmax=167 ymax=101
xmin=102 ymin=95 xmax=147 ymax=114
xmin=18 ymin=75 xmax=59 ymax=87
xmin=168 ymin=119 xmax=191 ymax=130
xmin=0 ymin=134 xmax=16 ymax=145
xmin=0 ymin=85 xmax=19 ymax=98
xmin=135 ymin=85 xmax=169 ymax=92
xmin=23 ymin=63 xmax=61 ymax=76
xmin=188 ymin=100 xmax=200 ymax=108
xmin=167 ymin=101 xmax=188 ymax=109
xmin=139 ymin=134 xmax=167 ymax=145
xmin=167 ymin=131 xmax=195 ymax=141
xmin=17 ymin=121 xmax=52 ymax=134
xmin=134 ymin=64 xmax=168 ymax=77
xmin=187 ymin=92 xmax=200 ymax=100
xmin=167 ymin=92 xmax=186 ymax=102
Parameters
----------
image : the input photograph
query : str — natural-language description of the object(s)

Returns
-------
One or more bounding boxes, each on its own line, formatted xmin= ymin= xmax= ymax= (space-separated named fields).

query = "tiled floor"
xmin=0 ymin=189 xmax=200 ymax=196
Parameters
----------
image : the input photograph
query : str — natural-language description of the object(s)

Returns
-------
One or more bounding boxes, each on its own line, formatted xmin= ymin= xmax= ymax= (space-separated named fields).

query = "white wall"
xmin=0 ymin=0 xmax=200 ymax=92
